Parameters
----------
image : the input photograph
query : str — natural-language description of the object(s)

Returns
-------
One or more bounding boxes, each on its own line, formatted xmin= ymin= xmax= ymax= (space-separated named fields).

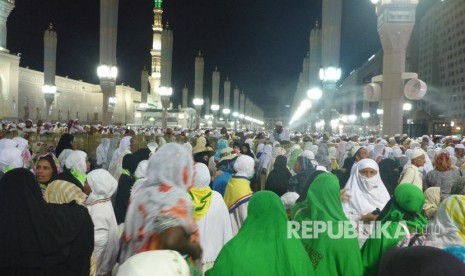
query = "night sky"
xmin=7 ymin=0 xmax=380 ymax=117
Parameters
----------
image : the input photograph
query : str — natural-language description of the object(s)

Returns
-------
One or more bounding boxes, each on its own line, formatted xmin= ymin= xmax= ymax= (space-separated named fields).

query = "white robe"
xmin=87 ymin=201 xmax=119 ymax=276
xmin=198 ymin=191 xmax=233 ymax=265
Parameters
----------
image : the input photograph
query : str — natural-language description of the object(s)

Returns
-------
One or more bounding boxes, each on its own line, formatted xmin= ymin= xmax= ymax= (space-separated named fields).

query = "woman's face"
xmin=85 ymin=156 xmax=91 ymax=173
xmin=242 ymin=146 xmax=248 ymax=153
xmin=413 ymin=154 xmax=426 ymax=167
xmin=293 ymin=160 xmax=302 ymax=173
xmin=71 ymin=139 xmax=77 ymax=150
xmin=36 ymin=160 xmax=54 ymax=183
xmin=130 ymin=138 xmax=136 ymax=152
xmin=359 ymin=167 xmax=377 ymax=178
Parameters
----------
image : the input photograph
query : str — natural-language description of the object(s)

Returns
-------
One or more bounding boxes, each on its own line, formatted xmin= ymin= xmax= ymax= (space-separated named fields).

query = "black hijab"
xmin=114 ymin=154 xmax=139 ymax=224
xmin=241 ymin=143 xmax=255 ymax=159
xmin=134 ymin=147 xmax=151 ymax=162
xmin=265 ymin=155 xmax=291 ymax=197
xmin=0 ymin=168 xmax=93 ymax=275
xmin=122 ymin=153 xmax=138 ymax=176
xmin=295 ymin=170 xmax=327 ymax=203
xmin=379 ymin=246 xmax=465 ymax=276
xmin=55 ymin=134 xmax=74 ymax=157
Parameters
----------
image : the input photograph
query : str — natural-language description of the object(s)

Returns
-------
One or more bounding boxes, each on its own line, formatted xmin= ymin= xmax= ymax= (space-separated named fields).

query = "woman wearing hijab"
xmin=288 ymin=155 xmax=316 ymax=196
xmin=255 ymin=143 xmax=265 ymax=159
xmin=114 ymin=154 xmax=139 ymax=224
xmin=240 ymin=143 xmax=256 ymax=160
xmin=298 ymin=173 xmax=363 ymax=275
xmin=35 ymin=153 xmax=62 ymax=194
xmin=361 ymin=184 xmax=427 ymax=276
xmin=206 ymin=191 xmax=314 ymax=276
xmin=108 ymin=136 xmax=134 ymax=181
xmin=12 ymin=136 xmax=31 ymax=168
xmin=106 ymin=137 xmax=120 ymax=167
xmin=0 ymin=168 xmax=94 ymax=276
xmin=427 ymin=195 xmax=465 ymax=249
xmin=425 ymin=152 xmax=461 ymax=193
xmin=96 ymin=138 xmax=110 ymax=169
xmin=189 ymin=163 xmax=232 ymax=273
xmin=398 ymin=148 xmax=426 ymax=191
xmin=119 ymin=143 xmax=201 ymax=264
xmin=265 ymin=155 xmax=291 ymax=197
xmin=287 ymin=144 xmax=302 ymax=170
xmin=315 ymin=143 xmax=332 ymax=172
xmin=214 ymin=139 xmax=229 ymax=163
xmin=423 ymin=187 xmax=442 ymax=219
xmin=55 ymin=133 xmax=75 ymax=158
xmin=343 ymin=159 xmax=391 ymax=246
xmin=0 ymin=147 xmax=24 ymax=173
xmin=256 ymin=144 xmax=273 ymax=190
xmin=56 ymin=150 xmax=90 ymax=191
xmin=224 ymin=154 xmax=255 ymax=235
xmin=379 ymin=246 xmax=465 ymax=276
xmin=86 ymin=169 xmax=119 ymax=276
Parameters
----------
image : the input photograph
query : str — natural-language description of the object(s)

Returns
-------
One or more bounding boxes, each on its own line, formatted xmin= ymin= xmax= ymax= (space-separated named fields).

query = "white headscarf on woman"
xmin=119 ymin=143 xmax=197 ymax=264
xmin=58 ymin=149 xmax=73 ymax=169
xmin=233 ymin=155 xmax=255 ymax=178
xmin=96 ymin=138 xmax=110 ymax=169
xmin=370 ymin=144 xmax=385 ymax=163
xmin=86 ymin=169 xmax=118 ymax=203
xmin=257 ymin=144 xmax=273 ymax=174
xmin=0 ymin=138 xmax=16 ymax=152
xmin=12 ymin=137 xmax=31 ymax=168
xmin=109 ymin=136 xmax=132 ymax=181
xmin=343 ymin=158 xmax=391 ymax=216
xmin=0 ymin=147 xmax=23 ymax=172
xmin=65 ymin=150 xmax=87 ymax=174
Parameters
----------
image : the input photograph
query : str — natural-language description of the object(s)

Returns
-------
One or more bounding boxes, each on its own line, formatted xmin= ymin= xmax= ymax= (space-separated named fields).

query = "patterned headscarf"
xmin=434 ymin=152 xmax=452 ymax=172
xmin=119 ymin=143 xmax=197 ymax=263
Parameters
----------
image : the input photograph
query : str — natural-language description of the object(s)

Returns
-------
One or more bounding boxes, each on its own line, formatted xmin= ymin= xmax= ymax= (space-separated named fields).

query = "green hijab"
xmin=302 ymin=173 xmax=363 ymax=276
xmin=206 ymin=191 xmax=313 ymax=276
xmin=361 ymin=183 xmax=427 ymax=276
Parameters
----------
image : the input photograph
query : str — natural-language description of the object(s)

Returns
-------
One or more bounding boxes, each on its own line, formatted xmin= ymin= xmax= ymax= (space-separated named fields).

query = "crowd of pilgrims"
xmin=2 ymin=123 xmax=465 ymax=275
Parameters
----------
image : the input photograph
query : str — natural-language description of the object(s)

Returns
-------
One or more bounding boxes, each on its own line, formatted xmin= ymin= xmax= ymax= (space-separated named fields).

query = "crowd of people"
xmin=1 ymin=119 xmax=465 ymax=275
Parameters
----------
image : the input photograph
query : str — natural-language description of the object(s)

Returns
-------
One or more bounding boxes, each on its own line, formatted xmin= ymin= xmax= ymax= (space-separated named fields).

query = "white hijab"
xmin=58 ymin=149 xmax=73 ymax=169
xmin=194 ymin=163 xmax=211 ymax=188
xmin=86 ymin=169 xmax=117 ymax=203
xmin=0 ymin=148 xmax=23 ymax=172
xmin=65 ymin=150 xmax=87 ymax=174
xmin=343 ymin=158 xmax=391 ymax=216
xmin=234 ymin=155 xmax=255 ymax=178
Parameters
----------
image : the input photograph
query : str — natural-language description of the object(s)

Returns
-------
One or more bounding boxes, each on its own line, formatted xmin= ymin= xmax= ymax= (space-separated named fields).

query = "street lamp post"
xmin=193 ymin=98 xmax=204 ymax=129
xmin=319 ymin=66 xmax=341 ymax=134
xmin=159 ymin=86 xmax=172 ymax=129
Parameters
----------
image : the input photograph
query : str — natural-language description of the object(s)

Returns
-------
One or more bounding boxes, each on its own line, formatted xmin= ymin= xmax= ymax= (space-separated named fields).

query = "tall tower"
xmin=223 ymin=77 xmax=231 ymax=123
xmin=148 ymin=0 xmax=163 ymax=108
xmin=193 ymin=51 xmax=204 ymax=129
xmin=43 ymin=23 xmax=57 ymax=120
xmin=97 ymin=0 xmax=119 ymax=125
xmin=211 ymin=67 xmax=220 ymax=127
xmin=0 ymin=0 xmax=14 ymax=52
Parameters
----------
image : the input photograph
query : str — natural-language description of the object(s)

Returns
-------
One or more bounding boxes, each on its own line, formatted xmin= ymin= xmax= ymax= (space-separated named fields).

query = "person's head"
xmin=241 ymin=144 xmax=250 ymax=154
xmin=36 ymin=154 xmax=60 ymax=184
xmin=355 ymin=147 xmax=369 ymax=161
xmin=193 ymin=163 xmax=210 ymax=188
xmin=25 ymin=119 xmax=33 ymax=128
xmin=434 ymin=152 xmax=452 ymax=172
xmin=120 ymin=136 xmax=135 ymax=153
xmin=86 ymin=169 xmax=118 ymax=201
xmin=275 ymin=121 xmax=283 ymax=134
xmin=411 ymin=148 xmax=426 ymax=167
xmin=65 ymin=150 xmax=89 ymax=174
xmin=123 ymin=154 xmax=139 ymax=176
xmin=233 ymin=155 xmax=255 ymax=179
xmin=356 ymin=158 xmax=382 ymax=191
xmin=233 ymin=141 xmax=241 ymax=154
xmin=293 ymin=156 xmax=312 ymax=174
xmin=455 ymin=144 xmax=465 ymax=158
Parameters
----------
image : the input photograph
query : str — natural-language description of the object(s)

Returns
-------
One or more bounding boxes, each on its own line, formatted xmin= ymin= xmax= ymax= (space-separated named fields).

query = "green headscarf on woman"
xmin=302 ymin=173 xmax=363 ymax=276
xmin=361 ymin=183 xmax=427 ymax=276
xmin=206 ymin=191 xmax=313 ymax=276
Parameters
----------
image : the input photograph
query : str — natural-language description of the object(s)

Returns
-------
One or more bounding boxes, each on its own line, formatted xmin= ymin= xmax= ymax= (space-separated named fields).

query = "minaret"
xmin=97 ymin=0 xmax=119 ymax=125
xmin=182 ymin=85 xmax=188 ymax=108
xmin=309 ymin=21 xmax=322 ymax=87
xmin=141 ymin=67 xmax=149 ymax=105
xmin=0 ymin=0 xmax=14 ymax=52
xmin=148 ymin=0 xmax=163 ymax=108
xmin=193 ymin=51 xmax=204 ymax=129
xmin=160 ymin=22 xmax=173 ymax=88
xmin=239 ymin=93 xmax=245 ymax=129
xmin=233 ymin=86 xmax=240 ymax=129
xmin=43 ymin=23 xmax=57 ymax=119
xmin=223 ymin=77 xmax=231 ymax=124
xmin=211 ymin=67 xmax=220 ymax=127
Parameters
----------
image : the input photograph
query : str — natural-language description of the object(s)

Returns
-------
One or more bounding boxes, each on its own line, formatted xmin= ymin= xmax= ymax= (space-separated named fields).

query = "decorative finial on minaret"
xmin=165 ymin=21 xmax=170 ymax=30
xmin=48 ymin=22 xmax=54 ymax=31
xmin=143 ymin=66 xmax=147 ymax=71
xmin=226 ymin=76 xmax=229 ymax=81
xmin=215 ymin=66 xmax=218 ymax=71
xmin=315 ymin=20 xmax=319 ymax=29
xmin=198 ymin=50 xmax=202 ymax=57
xmin=184 ymin=84 xmax=187 ymax=88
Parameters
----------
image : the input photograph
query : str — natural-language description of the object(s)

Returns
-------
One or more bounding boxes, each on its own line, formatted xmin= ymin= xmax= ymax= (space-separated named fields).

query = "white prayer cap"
xmin=411 ymin=148 xmax=425 ymax=160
